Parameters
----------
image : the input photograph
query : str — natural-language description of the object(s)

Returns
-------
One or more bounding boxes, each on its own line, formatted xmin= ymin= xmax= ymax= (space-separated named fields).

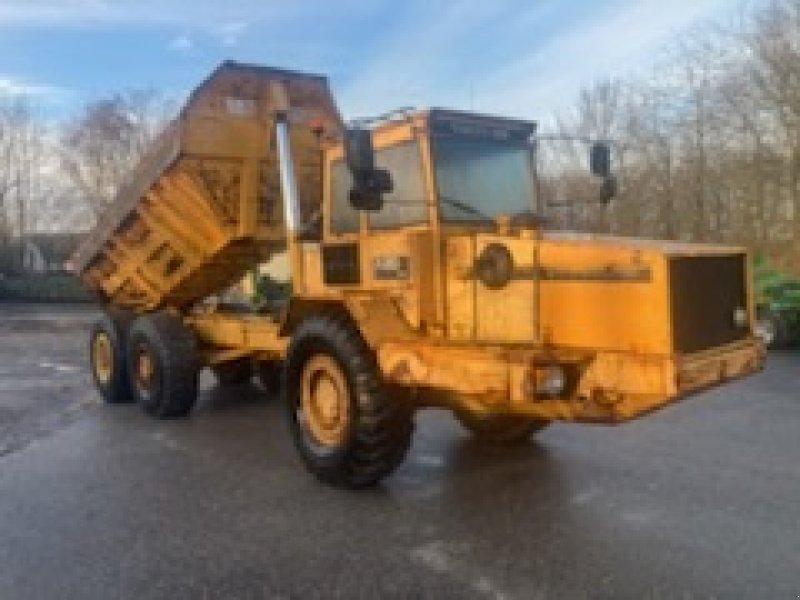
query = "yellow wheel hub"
xmin=134 ymin=345 xmax=155 ymax=391
xmin=300 ymin=355 xmax=350 ymax=447
xmin=92 ymin=332 xmax=114 ymax=385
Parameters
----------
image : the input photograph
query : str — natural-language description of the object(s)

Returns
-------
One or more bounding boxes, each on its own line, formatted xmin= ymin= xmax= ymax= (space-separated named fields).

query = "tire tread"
xmin=128 ymin=311 xmax=198 ymax=418
xmin=284 ymin=312 xmax=413 ymax=488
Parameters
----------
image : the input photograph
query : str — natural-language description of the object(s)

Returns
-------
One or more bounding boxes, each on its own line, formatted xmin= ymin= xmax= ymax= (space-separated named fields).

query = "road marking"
xmin=410 ymin=540 xmax=511 ymax=599
xmin=411 ymin=540 xmax=452 ymax=573
xmin=152 ymin=431 xmax=180 ymax=450
xmin=620 ymin=508 xmax=659 ymax=526
xmin=414 ymin=454 xmax=445 ymax=468
xmin=570 ymin=486 xmax=602 ymax=506
xmin=38 ymin=361 xmax=79 ymax=373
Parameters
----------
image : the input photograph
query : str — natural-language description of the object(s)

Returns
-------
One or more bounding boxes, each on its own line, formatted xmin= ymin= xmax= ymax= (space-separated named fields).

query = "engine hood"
xmin=542 ymin=231 xmax=746 ymax=258
xmin=445 ymin=231 xmax=751 ymax=355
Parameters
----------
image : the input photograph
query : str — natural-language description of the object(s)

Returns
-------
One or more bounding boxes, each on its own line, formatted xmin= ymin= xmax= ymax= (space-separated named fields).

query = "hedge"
xmin=0 ymin=273 xmax=95 ymax=303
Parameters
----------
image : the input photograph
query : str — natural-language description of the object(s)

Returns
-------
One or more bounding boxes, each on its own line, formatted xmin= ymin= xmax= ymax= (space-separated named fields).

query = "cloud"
xmin=337 ymin=0 xmax=538 ymax=117
xmin=168 ymin=35 xmax=193 ymax=52
xmin=336 ymin=0 xmax=742 ymax=121
xmin=0 ymin=76 xmax=62 ymax=97
xmin=0 ymin=0 xmax=759 ymax=123
xmin=474 ymin=0 xmax=737 ymax=120
xmin=167 ymin=22 xmax=248 ymax=56
xmin=216 ymin=21 xmax=247 ymax=47
xmin=0 ymin=1 xmax=113 ymax=26
xmin=0 ymin=0 xmax=356 ymax=28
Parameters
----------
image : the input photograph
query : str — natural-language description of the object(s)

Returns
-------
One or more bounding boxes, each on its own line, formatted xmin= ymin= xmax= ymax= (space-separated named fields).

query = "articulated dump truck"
xmin=71 ymin=61 xmax=765 ymax=488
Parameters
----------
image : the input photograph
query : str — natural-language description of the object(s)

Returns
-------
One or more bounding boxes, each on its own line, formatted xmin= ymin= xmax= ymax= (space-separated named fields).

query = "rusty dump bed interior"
xmin=70 ymin=61 xmax=341 ymax=310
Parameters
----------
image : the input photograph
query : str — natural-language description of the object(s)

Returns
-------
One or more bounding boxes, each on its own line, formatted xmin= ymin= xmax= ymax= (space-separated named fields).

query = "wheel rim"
xmin=92 ymin=332 xmax=114 ymax=385
xmin=299 ymin=355 xmax=350 ymax=448
xmin=133 ymin=343 xmax=156 ymax=395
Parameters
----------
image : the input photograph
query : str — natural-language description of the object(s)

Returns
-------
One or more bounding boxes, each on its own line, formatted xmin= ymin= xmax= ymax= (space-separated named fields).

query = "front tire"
xmin=89 ymin=309 xmax=134 ymax=404
xmin=284 ymin=314 xmax=413 ymax=488
xmin=127 ymin=312 xmax=199 ymax=418
xmin=456 ymin=411 xmax=548 ymax=444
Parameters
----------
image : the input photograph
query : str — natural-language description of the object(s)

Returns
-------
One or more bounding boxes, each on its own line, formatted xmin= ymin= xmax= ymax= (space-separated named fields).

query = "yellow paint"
xmin=91 ymin=332 xmax=113 ymax=384
xmin=475 ymin=235 xmax=537 ymax=342
xmin=537 ymin=238 xmax=671 ymax=354
xmin=72 ymin=62 xmax=765 ymax=427
xmin=300 ymin=354 xmax=351 ymax=447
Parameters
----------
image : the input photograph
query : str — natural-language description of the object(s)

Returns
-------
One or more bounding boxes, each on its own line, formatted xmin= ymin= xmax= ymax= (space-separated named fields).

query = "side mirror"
xmin=590 ymin=141 xmax=617 ymax=204
xmin=344 ymin=128 xmax=376 ymax=174
xmin=590 ymin=141 xmax=612 ymax=179
xmin=349 ymin=169 xmax=392 ymax=211
xmin=344 ymin=127 xmax=393 ymax=211
xmin=599 ymin=174 xmax=617 ymax=205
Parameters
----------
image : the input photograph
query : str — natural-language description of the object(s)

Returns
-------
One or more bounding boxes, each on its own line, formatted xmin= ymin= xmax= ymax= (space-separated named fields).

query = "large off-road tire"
xmin=212 ymin=358 xmax=253 ymax=386
xmin=284 ymin=314 xmax=413 ymax=488
xmin=127 ymin=312 xmax=199 ymax=419
xmin=89 ymin=308 xmax=135 ymax=404
xmin=456 ymin=411 xmax=548 ymax=444
xmin=255 ymin=360 xmax=282 ymax=396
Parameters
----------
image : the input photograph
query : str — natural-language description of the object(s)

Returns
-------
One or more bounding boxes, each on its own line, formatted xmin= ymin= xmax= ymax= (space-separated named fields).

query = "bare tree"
xmin=0 ymin=97 xmax=42 ymax=246
xmin=0 ymin=98 xmax=23 ymax=240
xmin=539 ymin=79 xmax=626 ymax=232
xmin=551 ymin=0 xmax=800 ymax=274
xmin=60 ymin=90 xmax=172 ymax=219
xmin=745 ymin=0 xmax=800 ymax=258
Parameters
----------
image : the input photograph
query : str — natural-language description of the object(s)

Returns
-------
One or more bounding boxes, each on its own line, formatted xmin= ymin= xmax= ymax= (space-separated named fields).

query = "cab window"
xmin=368 ymin=141 xmax=427 ymax=229
xmin=434 ymin=135 xmax=534 ymax=222
xmin=329 ymin=141 xmax=427 ymax=234
xmin=330 ymin=159 xmax=359 ymax=234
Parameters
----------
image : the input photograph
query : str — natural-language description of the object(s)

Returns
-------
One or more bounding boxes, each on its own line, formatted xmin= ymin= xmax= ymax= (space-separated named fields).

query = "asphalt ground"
xmin=0 ymin=304 xmax=798 ymax=599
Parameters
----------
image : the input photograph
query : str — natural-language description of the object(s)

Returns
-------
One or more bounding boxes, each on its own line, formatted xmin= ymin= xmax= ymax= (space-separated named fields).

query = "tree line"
xmin=0 ymin=0 xmax=798 ymax=273
xmin=545 ymin=0 xmax=800 ymax=273
xmin=0 ymin=90 xmax=171 ymax=267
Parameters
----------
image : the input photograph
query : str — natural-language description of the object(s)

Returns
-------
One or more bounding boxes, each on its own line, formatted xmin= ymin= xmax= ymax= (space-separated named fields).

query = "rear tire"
xmin=212 ymin=358 xmax=253 ymax=386
xmin=127 ymin=312 xmax=199 ymax=418
xmin=284 ymin=314 xmax=413 ymax=488
xmin=456 ymin=411 xmax=548 ymax=444
xmin=89 ymin=309 xmax=134 ymax=404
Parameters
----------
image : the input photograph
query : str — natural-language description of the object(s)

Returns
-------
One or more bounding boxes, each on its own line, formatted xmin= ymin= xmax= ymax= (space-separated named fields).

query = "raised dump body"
xmin=70 ymin=62 xmax=341 ymax=310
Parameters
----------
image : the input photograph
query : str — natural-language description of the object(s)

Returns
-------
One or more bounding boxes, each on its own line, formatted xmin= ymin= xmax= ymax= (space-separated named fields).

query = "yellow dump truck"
xmin=71 ymin=62 xmax=765 ymax=488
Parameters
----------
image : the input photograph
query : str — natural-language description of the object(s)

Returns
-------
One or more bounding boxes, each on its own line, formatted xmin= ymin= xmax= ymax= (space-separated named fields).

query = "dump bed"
xmin=70 ymin=61 xmax=341 ymax=311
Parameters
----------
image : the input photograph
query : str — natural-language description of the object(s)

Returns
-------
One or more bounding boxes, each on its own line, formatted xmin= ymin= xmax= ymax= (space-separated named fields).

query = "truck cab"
xmin=306 ymin=109 xmax=541 ymax=335
xmin=292 ymin=107 xmax=764 ymax=422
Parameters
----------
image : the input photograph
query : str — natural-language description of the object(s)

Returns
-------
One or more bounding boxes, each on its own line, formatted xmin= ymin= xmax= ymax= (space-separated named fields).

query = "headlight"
xmin=537 ymin=365 xmax=567 ymax=397
xmin=475 ymin=243 xmax=514 ymax=289
xmin=523 ymin=365 xmax=567 ymax=399
xmin=733 ymin=307 xmax=749 ymax=328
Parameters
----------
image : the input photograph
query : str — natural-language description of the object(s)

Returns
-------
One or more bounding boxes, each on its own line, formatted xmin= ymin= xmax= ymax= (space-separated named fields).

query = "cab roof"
xmin=364 ymin=108 xmax=537 ymax=144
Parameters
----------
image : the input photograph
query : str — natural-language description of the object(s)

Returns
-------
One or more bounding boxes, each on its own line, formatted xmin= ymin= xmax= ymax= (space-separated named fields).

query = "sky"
xmin=0 ymin=0 xmax=753 ymax=123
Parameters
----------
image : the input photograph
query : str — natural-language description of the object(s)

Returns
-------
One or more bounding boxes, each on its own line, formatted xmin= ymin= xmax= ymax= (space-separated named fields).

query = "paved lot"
xmin=0 ymin=304 xmax=798 ymax=599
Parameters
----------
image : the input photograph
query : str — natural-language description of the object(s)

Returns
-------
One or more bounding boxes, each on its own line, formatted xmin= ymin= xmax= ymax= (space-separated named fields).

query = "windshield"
xmin=433 ymin=135 xmax=535 ymax=222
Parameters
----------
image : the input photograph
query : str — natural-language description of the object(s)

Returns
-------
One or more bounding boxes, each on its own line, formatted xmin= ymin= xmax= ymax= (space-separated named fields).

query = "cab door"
xmin=320 ymin=125 xmax=436 ymax=330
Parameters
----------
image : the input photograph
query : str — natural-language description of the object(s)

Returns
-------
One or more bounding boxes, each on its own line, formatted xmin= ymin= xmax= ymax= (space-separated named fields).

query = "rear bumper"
xmin=378 ymin=337 xmax=766 ymax=423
